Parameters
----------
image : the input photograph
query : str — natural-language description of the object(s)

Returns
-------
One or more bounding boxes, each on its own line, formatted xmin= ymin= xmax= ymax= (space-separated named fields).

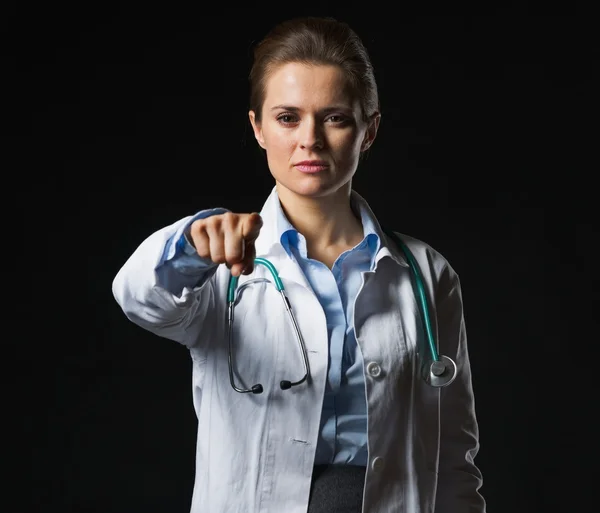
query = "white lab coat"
xmin=112 ymin=188 xmax=485 ymax=513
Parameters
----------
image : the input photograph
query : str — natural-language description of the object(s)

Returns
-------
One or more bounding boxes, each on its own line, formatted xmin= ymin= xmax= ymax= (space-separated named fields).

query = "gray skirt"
xmin=308 ymin=464 xmax=366 ymax=513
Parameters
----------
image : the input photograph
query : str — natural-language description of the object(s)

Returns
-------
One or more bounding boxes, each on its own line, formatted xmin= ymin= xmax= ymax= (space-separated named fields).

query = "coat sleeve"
xmin=111 ymin=216 xmax=219 ymax=348
xmin=434 ymin=263 xmax=486 ymax=513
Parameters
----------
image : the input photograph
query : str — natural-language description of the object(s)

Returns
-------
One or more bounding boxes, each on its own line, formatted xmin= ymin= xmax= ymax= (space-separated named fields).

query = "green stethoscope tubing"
xmin=228 ymin=257 xmax=283 ymax=301
xmin=387 ymin=232 xmax=439 ymax=362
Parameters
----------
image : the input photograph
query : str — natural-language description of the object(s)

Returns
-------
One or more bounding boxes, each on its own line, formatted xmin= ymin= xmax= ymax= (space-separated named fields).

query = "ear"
xmin=249 ymin=110 xmax=266 ymax=149
xmin=361 ymin=112 xmax=381 ymax=152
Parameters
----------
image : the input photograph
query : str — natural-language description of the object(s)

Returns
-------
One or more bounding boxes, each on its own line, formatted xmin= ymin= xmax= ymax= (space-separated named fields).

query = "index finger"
xmin=242 ymin=212 xmax=263 ymax=243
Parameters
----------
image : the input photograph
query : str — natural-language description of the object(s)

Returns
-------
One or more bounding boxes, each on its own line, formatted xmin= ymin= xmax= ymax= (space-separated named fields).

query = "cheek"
xmin=332 ymin=126 xmax=362 ymax=148
xmin=265 ymin=132 xmax=295 ymax=158
xmin=333 ymin=131 xmax=363 ymax=158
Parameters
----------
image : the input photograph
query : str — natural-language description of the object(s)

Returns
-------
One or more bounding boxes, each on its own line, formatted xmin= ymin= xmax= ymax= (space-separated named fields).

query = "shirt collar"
xmin=254 ymin=186 xmax=408 ymax=268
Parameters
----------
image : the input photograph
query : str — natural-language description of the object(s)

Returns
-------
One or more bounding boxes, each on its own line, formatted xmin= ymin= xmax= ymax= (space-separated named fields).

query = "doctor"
xmin=112 ymin=15 xmax=485 ymax=513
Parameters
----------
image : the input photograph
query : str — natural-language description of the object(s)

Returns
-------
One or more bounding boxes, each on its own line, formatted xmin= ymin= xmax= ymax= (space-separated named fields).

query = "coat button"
xmin=366 ymin=361 xmax=382 ymax=378
xmin=371 ymin=456 xmax=384 ymax=472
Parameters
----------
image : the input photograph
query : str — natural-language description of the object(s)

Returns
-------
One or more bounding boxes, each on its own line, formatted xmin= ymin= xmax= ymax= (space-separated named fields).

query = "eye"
xmin=326 ymin=114 xmax=351 ymax=125
xmin=276 ymin=113 xmax=298 ymax=124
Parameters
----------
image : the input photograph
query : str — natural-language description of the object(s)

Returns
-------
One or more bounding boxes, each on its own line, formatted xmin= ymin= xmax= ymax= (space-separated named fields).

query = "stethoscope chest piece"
xmin=425 ymin=355 xmax=458 ymax=388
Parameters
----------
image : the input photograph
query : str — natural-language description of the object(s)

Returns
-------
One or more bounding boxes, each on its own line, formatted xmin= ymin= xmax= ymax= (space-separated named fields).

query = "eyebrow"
xmin=270 ymin=104 xmax=353 ymax=113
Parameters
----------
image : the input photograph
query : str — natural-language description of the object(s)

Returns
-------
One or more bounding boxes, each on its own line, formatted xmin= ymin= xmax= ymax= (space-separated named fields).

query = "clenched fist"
xmin=187 ymin=212 xmax=263 ymax=277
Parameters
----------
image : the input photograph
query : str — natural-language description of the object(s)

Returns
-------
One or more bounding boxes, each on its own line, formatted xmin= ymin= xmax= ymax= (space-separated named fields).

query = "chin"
xmin=277 ymin=178 xmax=345 ymax=199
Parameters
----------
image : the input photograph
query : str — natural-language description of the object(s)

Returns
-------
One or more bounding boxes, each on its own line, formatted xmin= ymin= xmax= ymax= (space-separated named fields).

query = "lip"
xmin=294 ymin=160 xmax=329 ymax=174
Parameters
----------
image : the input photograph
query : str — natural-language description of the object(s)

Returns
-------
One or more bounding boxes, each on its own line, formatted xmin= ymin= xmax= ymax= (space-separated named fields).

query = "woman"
xmin=112 ymin=16 xmax=486 ymax=513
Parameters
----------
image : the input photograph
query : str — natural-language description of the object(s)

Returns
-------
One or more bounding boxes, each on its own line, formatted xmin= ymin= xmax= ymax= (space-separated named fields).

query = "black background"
xmin=8 ymin=4 xmax=597 ymax=513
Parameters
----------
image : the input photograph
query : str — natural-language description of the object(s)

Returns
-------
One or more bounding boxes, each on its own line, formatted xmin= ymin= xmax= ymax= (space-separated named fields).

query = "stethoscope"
xmin=227 ymin=230 xmax=458 ymax=394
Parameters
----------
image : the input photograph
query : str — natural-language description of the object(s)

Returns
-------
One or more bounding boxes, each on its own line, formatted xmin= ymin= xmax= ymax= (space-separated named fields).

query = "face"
xmin=249 ymin=62 xmax=379 ymax=201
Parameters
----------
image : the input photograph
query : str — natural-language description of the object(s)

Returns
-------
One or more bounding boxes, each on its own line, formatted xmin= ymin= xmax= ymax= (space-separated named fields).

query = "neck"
xmin=275 ymin=182 xmax=364 ymax=251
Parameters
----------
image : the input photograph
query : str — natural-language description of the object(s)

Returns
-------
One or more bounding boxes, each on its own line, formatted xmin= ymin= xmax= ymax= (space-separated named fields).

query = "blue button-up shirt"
xmin=158 ymin=192 xmax=381 ymax=466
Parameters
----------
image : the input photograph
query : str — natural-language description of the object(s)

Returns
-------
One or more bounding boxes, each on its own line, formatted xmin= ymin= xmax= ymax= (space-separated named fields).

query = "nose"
xmin=298 ymin=118 xmax=324 ymax=150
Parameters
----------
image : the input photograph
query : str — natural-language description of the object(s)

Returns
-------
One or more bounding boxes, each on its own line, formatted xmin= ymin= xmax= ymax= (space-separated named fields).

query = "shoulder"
xmin=388 ymin=230 xmax=451 ymax=267
xmin=384 ymin=230 xmax=460 ymax=289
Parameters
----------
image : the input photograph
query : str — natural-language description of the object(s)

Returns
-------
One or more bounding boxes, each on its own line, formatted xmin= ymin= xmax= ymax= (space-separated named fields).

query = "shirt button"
xmin=371 ymin=456 xmax=384 ymax=472
xmin=366 ymin=361 xmax=382 ymax=378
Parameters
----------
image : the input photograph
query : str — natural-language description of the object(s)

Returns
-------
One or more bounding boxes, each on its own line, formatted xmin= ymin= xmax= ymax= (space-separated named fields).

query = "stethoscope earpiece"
xmin=227 ymin=258 xmax=311 ymax=395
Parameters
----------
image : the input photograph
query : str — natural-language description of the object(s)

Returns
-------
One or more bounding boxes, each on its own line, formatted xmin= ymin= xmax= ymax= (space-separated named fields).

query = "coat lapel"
xmin=253 ymin=187 xmax=314 ymax=293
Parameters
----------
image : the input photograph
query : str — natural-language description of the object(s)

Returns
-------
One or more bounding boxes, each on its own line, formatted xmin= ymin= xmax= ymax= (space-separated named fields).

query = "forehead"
xmin=263 ymin=62 xmax=356 ymax=109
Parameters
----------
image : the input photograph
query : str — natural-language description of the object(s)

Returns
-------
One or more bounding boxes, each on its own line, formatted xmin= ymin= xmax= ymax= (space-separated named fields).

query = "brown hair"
xmin=249 ymin=16 xmax=380 ymax=123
